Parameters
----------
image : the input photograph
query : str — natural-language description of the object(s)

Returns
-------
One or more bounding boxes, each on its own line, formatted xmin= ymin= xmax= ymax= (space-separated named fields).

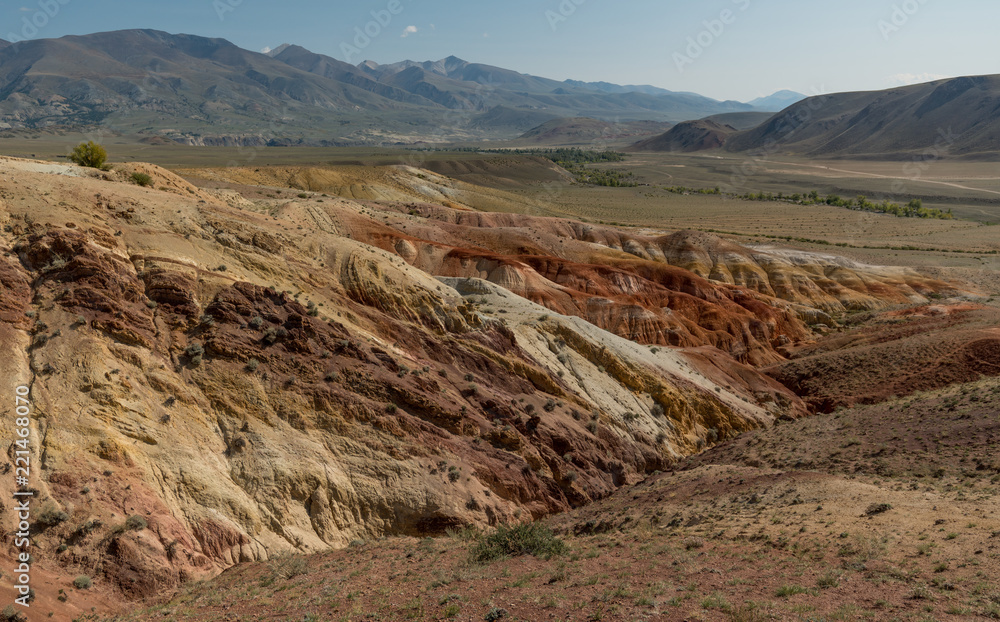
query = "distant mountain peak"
xmin=746 ymin=90 xmax=806 ymax=111
xmin=265 ymin=43 xmax=293 ymax=57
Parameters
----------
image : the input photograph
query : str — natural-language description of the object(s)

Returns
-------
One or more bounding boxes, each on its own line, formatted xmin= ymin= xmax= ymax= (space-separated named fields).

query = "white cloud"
xmin=885 ymin=73 xmax=949 ymax=87
xmin=401 ymin=25 xmax=417 ymax=38
xmin=19 ymin=6 xmax=32 ymax=11
xmin=260 ymin=46 xmax=272 ymax=54
xmin=483 ymin=32 xmax=489 ymax=38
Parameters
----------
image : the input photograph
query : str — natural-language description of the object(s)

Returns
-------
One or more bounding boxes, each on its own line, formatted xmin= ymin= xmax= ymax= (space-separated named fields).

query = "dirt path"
xmin=767 ymin=159 xmax=1000 ymax=196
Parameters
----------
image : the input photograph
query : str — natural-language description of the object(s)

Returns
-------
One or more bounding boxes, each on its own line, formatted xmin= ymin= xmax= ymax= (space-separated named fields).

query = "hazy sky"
xmin=4 ymin=0 xmax=997 ymax=101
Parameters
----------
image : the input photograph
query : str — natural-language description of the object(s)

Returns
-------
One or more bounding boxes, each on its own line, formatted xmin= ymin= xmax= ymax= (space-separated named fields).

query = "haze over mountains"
xmin=0 ymin=29 xmax=787 ymax=144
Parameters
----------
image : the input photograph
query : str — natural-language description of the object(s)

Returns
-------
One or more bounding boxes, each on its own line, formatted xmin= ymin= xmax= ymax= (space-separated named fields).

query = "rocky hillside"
xmin=0 ymin=155 xmax=974 ymax=615
xmin=726 ymin=75 xmax=1000 ymax=157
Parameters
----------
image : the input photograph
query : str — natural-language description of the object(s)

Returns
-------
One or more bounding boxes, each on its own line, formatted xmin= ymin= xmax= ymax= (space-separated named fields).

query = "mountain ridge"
xmin=726 ymin=75 xmax=1000 ymax=157
xmin=0 ymin=30 xmax=757 ymax=141
xmin=745 ymin=89 xmax=806 ymax=110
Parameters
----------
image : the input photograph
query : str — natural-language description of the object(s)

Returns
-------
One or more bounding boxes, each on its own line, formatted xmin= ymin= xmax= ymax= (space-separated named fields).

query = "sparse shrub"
xmin=246 ymin=359 xmax=260 ymax=372
xmin=216 ymin=265 xmax=227 ymax=272
xmin=145 ymin=300 xmax=158 ymax=309
xmin=683 ymin=536 xmax=705 ymax=550
xmin=125 ymin=515 xmax=147 ymax=531
xmin=817 ymin=570 xmax=841 ymax=589
xmin=37 ymin=505 xmax=69 ymax=527
xmin=249 ymin=315 xmax=264 ymax=329
xmin=470 ymin=523 xmax=566 ymax=563
xmin=386 ymin=403 xmax=398 ymax=414
xmin=910 ymin=585 xmax=933 ymax=600
xmin=484 ymin=607 xmax=508 ymax=622
xmin=650 ymin=403 xmax=665 ymax=418
xmin=130 ymin=172 xmax=152 ymax=187
xmin=73 ymin=575 xmax=92 ymax=590
xmin=185 ymin=342 xmax=204 ymax=357
xmin=324 ymin=371 xmax=339 ymax=382
xmin=69 ymin=141 xmax=107 ymax=169
xmin=543 ymin=398 xmax=556 ymax=412
xmin=776 ymin=584 xmax=810 ymax=598
xmin=865 ymin=503 xmax=892 ymax=516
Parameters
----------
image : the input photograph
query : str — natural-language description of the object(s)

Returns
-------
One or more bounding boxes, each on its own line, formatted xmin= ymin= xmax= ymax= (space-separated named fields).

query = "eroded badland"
xmin=0 ymin=148 xmax=998 ymax=622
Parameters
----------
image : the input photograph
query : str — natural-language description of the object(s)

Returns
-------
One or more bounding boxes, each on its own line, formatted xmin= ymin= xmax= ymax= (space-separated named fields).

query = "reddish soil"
xmin=766 ymin=303 xmax=1000 ymax=412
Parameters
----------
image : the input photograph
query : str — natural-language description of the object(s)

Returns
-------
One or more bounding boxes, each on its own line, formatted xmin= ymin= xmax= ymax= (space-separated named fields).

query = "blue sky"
xmin=4 ymin=0 xmax=997 ymax=101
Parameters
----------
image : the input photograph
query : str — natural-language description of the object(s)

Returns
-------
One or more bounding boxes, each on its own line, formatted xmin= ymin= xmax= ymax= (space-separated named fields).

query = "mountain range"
xmin=0 ymin=29 xmax=788 ymax=144
xmin=725 ymin=75 xmax=1000 ymax=158
xmin=2 ymin=29 xmax=994 ymax=158
xmin=631 ymin=76 xmax=1000 ymax=159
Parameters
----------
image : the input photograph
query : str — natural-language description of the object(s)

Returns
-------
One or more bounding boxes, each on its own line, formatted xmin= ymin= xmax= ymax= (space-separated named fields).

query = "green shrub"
xmin=69 ymin=141 xmax=108 ymax=169
xmin=73 ymin=575 xmax=92 ymax=590
xmin=130 ymin=172 xmax=153 ymax=187
xmin=37 ymin=505 xmax=69 ymax=527
xmin=470 ymin=522 xmax=566 ymax=563
xmin=484 ymin=607 xmax=508 ymax=621
xmin=125 ymin=515 xmax=148 ymax=531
